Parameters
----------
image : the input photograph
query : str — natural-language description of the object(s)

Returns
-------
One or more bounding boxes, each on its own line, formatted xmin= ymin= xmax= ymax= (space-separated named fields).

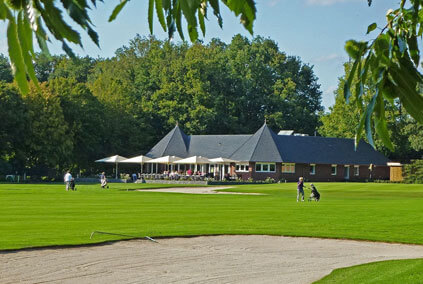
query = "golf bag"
xmin=308 ymin=185 xmax=320 ymax=201
xmin=70 ymin=179 xmax=76 ymax=191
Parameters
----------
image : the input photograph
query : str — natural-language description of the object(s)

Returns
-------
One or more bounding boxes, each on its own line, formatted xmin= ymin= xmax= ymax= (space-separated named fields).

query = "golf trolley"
xmin=307 ymin=184 xmax=320 ymax=202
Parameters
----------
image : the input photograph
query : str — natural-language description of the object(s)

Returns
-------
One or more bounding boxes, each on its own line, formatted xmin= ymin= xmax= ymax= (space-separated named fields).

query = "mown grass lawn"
xmin=1 ymin=182 xmax=423 ymax=251
xmin=314 ymin=258 xmax=423 ymax=283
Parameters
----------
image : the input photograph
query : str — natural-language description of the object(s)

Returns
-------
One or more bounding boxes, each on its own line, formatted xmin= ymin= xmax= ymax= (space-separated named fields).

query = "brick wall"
xmin=241 ymin=162 xmax=390 ymax=182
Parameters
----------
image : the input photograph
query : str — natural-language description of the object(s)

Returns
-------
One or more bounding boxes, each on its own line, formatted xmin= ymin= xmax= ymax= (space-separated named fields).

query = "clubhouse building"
xmin=145 ymin=123 xmax=390 ymax=181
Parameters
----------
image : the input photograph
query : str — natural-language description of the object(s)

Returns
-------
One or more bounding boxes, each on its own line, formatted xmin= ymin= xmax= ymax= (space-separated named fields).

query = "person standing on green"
xmin=64 ymin=170 xmax=72 ymax=191
xmin=297 ymin=177 xmax=305 ymax=202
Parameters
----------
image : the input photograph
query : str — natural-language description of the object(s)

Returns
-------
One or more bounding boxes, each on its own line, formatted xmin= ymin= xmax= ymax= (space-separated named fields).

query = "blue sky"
xmin=0 ymin=0 xmax=400 ymax=109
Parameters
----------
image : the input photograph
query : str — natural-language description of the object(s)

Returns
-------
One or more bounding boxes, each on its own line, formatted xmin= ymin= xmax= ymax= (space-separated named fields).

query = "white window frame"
xmin=255 ymin=163 xmax=276 ymax=173
xmin=235 ymin=163 xmax=249 ymax=172
xmin=331 ymin=164 xmax=337 ymax=175
xmin=310 ymin=164 xmax=316 ymax=175
xmin=354 ymin=165 xmax=360 ymax=176
xmin=282 ymin=163 xmax=295 ymax=173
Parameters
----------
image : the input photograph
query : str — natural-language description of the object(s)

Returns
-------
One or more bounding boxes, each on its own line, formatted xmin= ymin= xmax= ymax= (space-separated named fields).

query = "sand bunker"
xmin=2 ymin=235 xmax=423 ymax=284
xmin=136 ymin=186 xmax=263 ymax=195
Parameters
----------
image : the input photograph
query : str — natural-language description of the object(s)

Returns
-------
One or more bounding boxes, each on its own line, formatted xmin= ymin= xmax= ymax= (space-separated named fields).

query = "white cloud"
xmin=314 ymin=53 xmax=342 ymax=62
xmin=306 ymin=0 xmax=360 ymax=6
xmin=267 ymin=0 xmax=282 ymax=7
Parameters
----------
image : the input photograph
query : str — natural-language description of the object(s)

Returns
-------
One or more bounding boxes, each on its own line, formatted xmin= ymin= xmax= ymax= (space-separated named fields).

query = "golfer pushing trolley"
xmin=307 ymin=183 xmax=320 ymax=202
xmin=297 ymin=177 xmax=305 ymax=202
xmin=296 ymin=178 xmax=321 ymax=202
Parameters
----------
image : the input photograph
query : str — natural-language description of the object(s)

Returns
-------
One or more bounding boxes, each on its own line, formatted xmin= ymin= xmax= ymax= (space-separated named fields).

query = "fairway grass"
xmin=1 ymin=182 xmax=423 ymax=250
xmin=314 ymin=258 xmax=423 ymax=283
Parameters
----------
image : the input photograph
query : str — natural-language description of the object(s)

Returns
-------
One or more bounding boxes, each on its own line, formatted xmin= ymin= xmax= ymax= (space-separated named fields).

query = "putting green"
xmin=1 ymin=182 xmax=423 ymax=250
xmin=314 ymin=258 xmax=423 ymax=283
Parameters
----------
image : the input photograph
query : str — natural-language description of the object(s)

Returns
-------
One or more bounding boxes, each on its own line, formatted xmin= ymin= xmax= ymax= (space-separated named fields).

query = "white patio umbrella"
xmin=121 ymin=155 xmax=152 ymax=173
xmin=209 ymin=157 xmax=239 ymax=180
xmin=174 ymin=156 xmax=211 ymax=173
xmin=95 ymin=155 xmax=128 ymax=179
xmin=209 ymin=157 xmax=239 ymax=164
xmin=146 ymin=156 xmax=182 ymax=173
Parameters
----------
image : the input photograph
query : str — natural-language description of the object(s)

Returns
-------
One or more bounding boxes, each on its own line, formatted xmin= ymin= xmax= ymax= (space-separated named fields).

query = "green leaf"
xmin=374 ymin=35 xmax=390 ymax=66
xmin=62 ymin=41 xmax=76 ymax=59
xmin=17 ymin=11 xmax=39 ymax=87
xmin=187 ymin=24 xmax=199 ymax=42
xmin=148 ymin=0 xmax=154 ymax=33
xmin=381 ymin=78 xmax=398 ymax=102
xmin=87 ymin=26 xmax=99 ymax=47
xmin=366 ymin=22 xmax=377 ymax=34
xmin=397 ymin=35 xmax=406 ymax=54
xmin=198 ymin=8 xmax=205 ymax=37
xmin=345 ymin=40 xmax=367 ymax=60
xmin=155 ymin=0 xmax=167 ymax=31
xmin=175 ymin=1 xmax=184 ymax=40
xmin=355 ymin=111 xmax=366 ymax=150
xmin=364 ymin=91 xmax=378 ymax=148
xmin=0 ymin=1 xmax=8 ymax=19
xmin=180 ymin=0 xmax=198 ymax=28
xmin=390 ymin=63 xmax=423 ymax=123
xmin=374 ymin=92 xmax=394 ymax=151
xmin=209 ymin=0 xmax=222 ymax=27
xmin=34 ymin=17 xmax=50 ymax=57
xmin=42 ymin=1 xmax=81 ymax=44
xmin=109 ymin=0 xmax=129 ymax=22
xmin=21 ymin=10 xmax=35 ymax=57
xmin=7 ymin=15 xmax=29 ymax=94
xmin=163 ymin=0 xmax=171 ymax=11
xmin=223 ymin=0 xmax=256 ymax=34
xmin=407 ymin=35 xmax=420 ymax=66
xmin=343 ymin=59 xmax=359 ymax=103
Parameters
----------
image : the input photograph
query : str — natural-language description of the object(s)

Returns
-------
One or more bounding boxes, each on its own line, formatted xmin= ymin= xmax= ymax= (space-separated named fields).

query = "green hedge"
xmin=403 ymin=160 xmax=423 ymax=184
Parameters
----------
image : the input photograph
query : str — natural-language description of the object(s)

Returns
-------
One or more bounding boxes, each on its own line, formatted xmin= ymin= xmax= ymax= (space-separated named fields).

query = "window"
xmin=331 ymin=164 xmax=337 ymax=175
xmin=282 ymin=163 xmax=295 ymax=173
xmin=354 ymin=165 xmax=360 ymax=176
xmin=255 ymin=163 xmax=276 ymax=172
xmin=310 ymin=164 xmax=316 ymax=175
xmin=235 ymin=164 xmax=249 ymax=172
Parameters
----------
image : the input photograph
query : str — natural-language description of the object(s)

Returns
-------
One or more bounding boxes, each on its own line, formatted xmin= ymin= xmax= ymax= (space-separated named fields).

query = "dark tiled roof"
xmin=275 ymin=135 xmax=389 ymax=165
xmin=146 ymin=125 xmax=189 ymax=158
xmin=187 ymin=135 xmax=251 ymax=158
xmin=230 ymin=124 xmax=283 ymax=162
xmin=146 ymin=124 xmax=390 ymax=165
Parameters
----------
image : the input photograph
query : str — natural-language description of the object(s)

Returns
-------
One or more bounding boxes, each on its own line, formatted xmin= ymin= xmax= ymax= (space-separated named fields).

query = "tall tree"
xmin=50 ymin=56 xmax=97 ymax=83
xmin=90 ymin=35 xmax=323 ymax=137
xmin=0 ymin=0 xmax=255 ymax=95
xmin=24 ymin=83 xmax=72 ymax=172
xmin=48 ymin=78 xmax=108 ymax=171
xmin=0 ymin=83 xmax=27 ymax=172
xmin=0 ymin=54 xmax=13 ymax=82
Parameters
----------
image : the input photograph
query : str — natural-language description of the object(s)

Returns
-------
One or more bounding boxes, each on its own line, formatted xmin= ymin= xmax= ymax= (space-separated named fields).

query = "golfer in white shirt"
xmin=64 ymin=171 xmax=72 ymax=191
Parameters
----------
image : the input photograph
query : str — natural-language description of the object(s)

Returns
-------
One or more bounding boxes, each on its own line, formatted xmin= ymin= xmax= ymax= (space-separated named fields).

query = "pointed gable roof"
xmin=230 ymin=123 xmax=283 ymax=162
xmin=146 ymin=125 xmax=189 ymax=158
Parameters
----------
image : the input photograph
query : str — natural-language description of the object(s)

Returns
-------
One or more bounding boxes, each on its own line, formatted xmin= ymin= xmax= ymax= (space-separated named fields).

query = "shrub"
xmin=264 ymin=177 xmax=276 ymax=184
xmin=403 ymin=160 xmax=423 ymax=184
